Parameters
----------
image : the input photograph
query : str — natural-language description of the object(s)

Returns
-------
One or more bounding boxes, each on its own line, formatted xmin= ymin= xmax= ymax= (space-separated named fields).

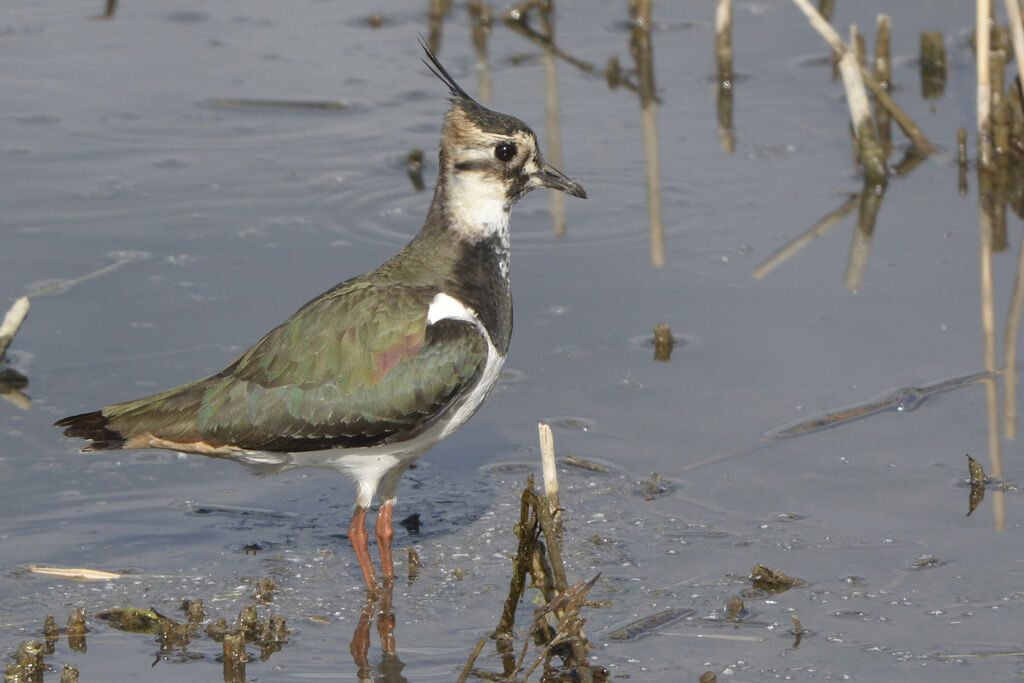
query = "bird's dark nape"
xmin=418 ymin=36 xmax=475 ymax=104
xmin=54 ymin=411 xmax=125 ymax=451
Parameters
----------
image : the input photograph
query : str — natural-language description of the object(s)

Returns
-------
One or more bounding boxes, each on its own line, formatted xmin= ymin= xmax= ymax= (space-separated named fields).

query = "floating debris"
xmin=59 ymin=663 xmax=79 ymax=683
xmin=29 ymin=251 xmax=151 ymax=298
xmin=28 ymin=566 xmax=121 ymax=582
xmin=725 ymin=597 xmax=747 ymax=621
xmin=637 ymin=472 xmax=669 ymax=499
xmin=237 ymin=605 xmax=261 ymax=640
xmin=608 ymin=607 xmax=691 ymax=640
xmin=700 ymin=672 xmax=719 ymax=683
xmin=6 ymin=640 xmax=44 ymax=682
xmin=183 ymin=599 xmax=205 ymax=625
xmin=563 ymin=455 xmax=610 ymax=473
xmin=96 ymin=607 xmax=169 ymax=634
xmin=768 ymin=370 xmax=994 ymax=439
xmin=252 ymin=577 xmax=276 ymax=603
xmin=205 ymin=98 xmax=349 ymax=111
xmin=910 ymin=555 xmax=945 ymax=570
xmin=192 ymin=503 xmax=297 ymax=518
xmin=750 ymin=564 xmax=805 ymax=592
xmin=204 ymin=618 xmax=229 ymax=642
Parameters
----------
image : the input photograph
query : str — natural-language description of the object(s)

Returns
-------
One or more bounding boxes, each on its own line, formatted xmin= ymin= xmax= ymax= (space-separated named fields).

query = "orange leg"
xmin=348 ymin=602 xmax=373 ymax=678
xmin=349 ymin=507 xmax=378 ymax=593
xmin=375 ymin=501 xmax=395 ymax=586
xmin=376 ymin=578 xmax=397 ymax=656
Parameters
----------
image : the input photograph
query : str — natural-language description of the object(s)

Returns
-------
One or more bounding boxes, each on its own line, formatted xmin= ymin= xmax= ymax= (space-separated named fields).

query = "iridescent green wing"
xmin=103 ymin=282 xmax=488 ymax=451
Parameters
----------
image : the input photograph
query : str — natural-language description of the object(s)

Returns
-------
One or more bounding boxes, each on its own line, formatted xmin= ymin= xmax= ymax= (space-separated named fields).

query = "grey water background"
xmin=3 ymin=0 xmax=1023 ymax=680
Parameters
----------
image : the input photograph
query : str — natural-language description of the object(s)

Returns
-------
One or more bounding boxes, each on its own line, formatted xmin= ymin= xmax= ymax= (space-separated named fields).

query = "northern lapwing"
xmin=55 ymin=42 xmax=586 ymax=594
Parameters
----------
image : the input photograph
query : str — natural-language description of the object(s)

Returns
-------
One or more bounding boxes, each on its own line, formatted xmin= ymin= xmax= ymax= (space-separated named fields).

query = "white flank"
xmin=424 ymin=291 xmax=505 ymax=443
xmin=427 ymin=291 xmax=476 ymax=325
xmin=227 ymin=296 xmax=505 ymax=509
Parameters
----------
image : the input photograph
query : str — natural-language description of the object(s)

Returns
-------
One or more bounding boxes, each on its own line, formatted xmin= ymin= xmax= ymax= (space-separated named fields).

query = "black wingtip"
xmin=418 ymin=35 xmax=475 ymax=104
xmin=55 ymin=410 xmax=126 ymax=450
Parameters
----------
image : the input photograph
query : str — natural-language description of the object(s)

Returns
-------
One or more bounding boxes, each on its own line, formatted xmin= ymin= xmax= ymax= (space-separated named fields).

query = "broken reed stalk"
xmin=853 ymin=26 xmax=866 ymax=68
xmin=538 ymin=423 xmax=560 ymax=518
xmin=1005 ymin=0 xmax=1024 ymax=100
xmin=873 ymin=15 xmax=891 ymax=90
xmin=715 ymin=0 xmax=732 ymax=86
xmin=533 ymin=483 xmax=568 ymax=595
xmin=920 ymin=31 xmax=947 ymax=99
xmin=0 ymin=296 xmax=29 ymax=361
xmin=992 ymin=49 xmax=1010 ymax=162
xmin=456 ymin=637 xmax=488 ymax=683
xmin=840 ymin=24 xmax=887 ymax=185
xmin=958 ymin=126 xmax=969 ymax=195
xmin=789 ymin=0 xmax=935 ymax=153
xmin=714 ymin=0 xmax=734 ymax=153
xmin=494 ymin=486 xmax=537 ymax=671
xmin=222 ymin=632 xmax=246 ymax=683
xmin=978 ymin=0 xmax=993 ymax=168
xmin=874 ymin=15 xmax=892 ymax=153
xmin=487 ymin=475 xmax=595 ymax=683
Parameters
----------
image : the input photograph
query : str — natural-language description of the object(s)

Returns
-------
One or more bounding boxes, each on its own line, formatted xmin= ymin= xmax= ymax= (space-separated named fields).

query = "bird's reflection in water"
xmin=350 ymin=581 xmax=408 ymax=683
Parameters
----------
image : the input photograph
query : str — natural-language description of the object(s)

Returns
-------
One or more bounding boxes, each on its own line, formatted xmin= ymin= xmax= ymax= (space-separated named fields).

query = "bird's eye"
xmin=494 ymin=142 xmax=517 ymax=162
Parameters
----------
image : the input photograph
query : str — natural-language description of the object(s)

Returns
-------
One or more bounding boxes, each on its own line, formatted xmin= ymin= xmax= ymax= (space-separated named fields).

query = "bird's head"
xmin=421 ymin=43 xmax=586 ymax=237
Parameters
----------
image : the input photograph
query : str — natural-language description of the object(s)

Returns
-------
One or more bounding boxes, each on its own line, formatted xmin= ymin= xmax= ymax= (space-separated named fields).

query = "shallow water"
xmin=2 ymin=0 xmax=1023 ymax=680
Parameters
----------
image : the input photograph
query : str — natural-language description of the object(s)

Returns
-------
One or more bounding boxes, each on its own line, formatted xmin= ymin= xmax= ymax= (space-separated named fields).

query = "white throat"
xmin=447 ymin=171 xmax=511 ymax=242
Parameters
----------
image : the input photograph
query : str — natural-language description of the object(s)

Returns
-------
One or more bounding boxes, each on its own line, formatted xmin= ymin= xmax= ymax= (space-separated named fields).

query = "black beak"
xmin=537 ymin=161 xmax=587 ymax=199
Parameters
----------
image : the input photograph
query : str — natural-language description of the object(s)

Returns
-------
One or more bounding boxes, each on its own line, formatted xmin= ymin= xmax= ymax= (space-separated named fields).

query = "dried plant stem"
xmin=874 ymin=15 xmax=892 ymax=152
xmin=0 ymin=297 xmax=29 ymax=361
xmin=716 ymin=0 xmax=733 ymax=86
xmin=538 ymin=423 xmax=559 ymax=517
xmin=978 ymin=0 xmax=993 ymax=167
xmin=456 ymin=637 xmax=487 ymax=683
xmin=839 ymin=25 xmax=886 ymax=184
xmin=873 ymin=15 xmax=891 ymax=89
xmin=1004 ymin=0 xmax=1024 ymax=98
xmin=789 ymin=0 xmax=935 ymax=152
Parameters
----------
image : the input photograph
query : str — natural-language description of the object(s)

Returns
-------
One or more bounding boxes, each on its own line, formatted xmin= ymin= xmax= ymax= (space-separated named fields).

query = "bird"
xmin=55 ymin=42 xmax=586 ymax=594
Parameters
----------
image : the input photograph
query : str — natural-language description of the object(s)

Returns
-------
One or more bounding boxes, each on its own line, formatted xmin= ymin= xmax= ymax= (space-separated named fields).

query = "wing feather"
xmin=90 ymin=283 xmax=490 ymax=453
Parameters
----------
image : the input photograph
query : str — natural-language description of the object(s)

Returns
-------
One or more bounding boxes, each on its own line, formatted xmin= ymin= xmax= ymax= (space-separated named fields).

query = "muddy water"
xmin=2 ymin=0 xmax=1022 ymax=680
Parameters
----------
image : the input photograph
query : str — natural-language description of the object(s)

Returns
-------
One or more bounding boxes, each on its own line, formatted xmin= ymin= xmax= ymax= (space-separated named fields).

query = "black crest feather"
xmin=417 ymin=37 xmax=534 ymax=138
xmin=419 ymin=36 xmax=475 ymax=104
